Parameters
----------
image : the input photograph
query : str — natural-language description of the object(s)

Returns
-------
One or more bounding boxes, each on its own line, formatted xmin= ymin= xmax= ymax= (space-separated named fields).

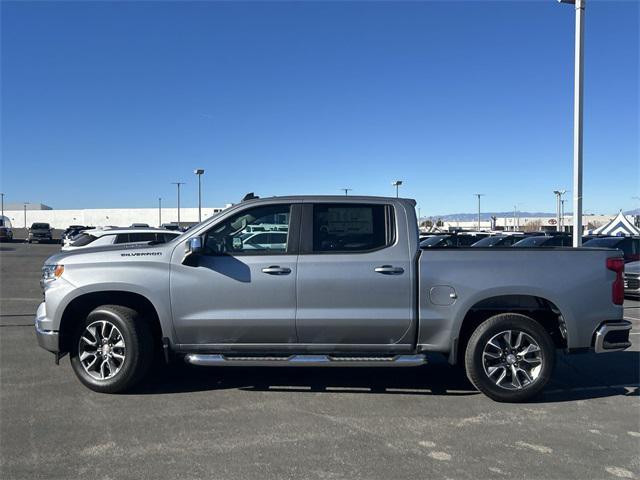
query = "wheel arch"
xmin=58 ymin=291 xmax=164 ymax=354
xmin=451 ymin=294 xmax=567 ymax=365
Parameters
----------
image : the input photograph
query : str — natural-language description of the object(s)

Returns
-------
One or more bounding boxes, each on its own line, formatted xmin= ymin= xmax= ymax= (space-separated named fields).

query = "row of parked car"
xmin=419 ymin=232 xmax=639 ymax=262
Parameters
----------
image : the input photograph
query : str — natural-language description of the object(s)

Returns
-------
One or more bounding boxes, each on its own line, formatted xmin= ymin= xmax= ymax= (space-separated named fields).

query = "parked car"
xmin=161 ymin=223 xmax=181 ymax=231
xmin=583 ymin=236 xmax=640 ymax=263
xmin=35 ymin=195 xmax=630 ymax=402
xmin=0 ymin=218 xmax=13 ymax=242
xmin=513 ymin=235 xmax=573 ymax=247
xmin=471 ymin=235 xmax=524 ymax=248
xmin=28 ymin=223 xmax=53 ymax=243
xmin=61 ymin=228 xmax=180 ymax=251
xmin=623 ymin=261 xmax=639 ymax=299
xmin=420 ymin=233 xmax=488 ymax=248
xmin=61 ymin=225 xmax=89 ymax=245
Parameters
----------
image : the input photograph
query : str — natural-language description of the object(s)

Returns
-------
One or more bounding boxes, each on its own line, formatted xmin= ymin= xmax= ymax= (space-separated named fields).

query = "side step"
xmin=184 ymin=353 xmax=427 ymax=368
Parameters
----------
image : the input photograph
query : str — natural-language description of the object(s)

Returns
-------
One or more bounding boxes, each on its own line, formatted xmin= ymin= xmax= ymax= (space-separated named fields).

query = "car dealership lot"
xmin=1 ymin=242 xmax=639 ymax=480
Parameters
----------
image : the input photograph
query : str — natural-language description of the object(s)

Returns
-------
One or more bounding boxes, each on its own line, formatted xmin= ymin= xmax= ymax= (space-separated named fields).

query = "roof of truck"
xmin=240 ymin=195 xmax=417 ymax=206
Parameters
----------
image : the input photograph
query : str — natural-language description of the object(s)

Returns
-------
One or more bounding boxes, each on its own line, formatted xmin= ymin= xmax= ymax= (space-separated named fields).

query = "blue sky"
xmin=1 ymin=0 xmax=638 ymax=216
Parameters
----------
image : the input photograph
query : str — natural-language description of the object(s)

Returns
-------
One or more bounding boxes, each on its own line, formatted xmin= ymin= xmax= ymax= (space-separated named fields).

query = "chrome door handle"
xmin=262 ymin=266 xmax=291 ymax=275
xmin=374 ymin=265 xmax=404 ymax=275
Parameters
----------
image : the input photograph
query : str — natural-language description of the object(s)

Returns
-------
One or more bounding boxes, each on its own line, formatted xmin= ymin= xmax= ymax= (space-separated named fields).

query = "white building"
xmin=2 ymin=206 xmax=227 ymax=229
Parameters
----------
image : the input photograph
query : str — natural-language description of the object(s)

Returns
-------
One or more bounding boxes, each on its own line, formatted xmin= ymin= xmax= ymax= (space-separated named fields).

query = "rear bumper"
xmin=593 ymin=321 xmax=632 ymax=353
xmin=34 ymin=302 xmax=60 ymax=353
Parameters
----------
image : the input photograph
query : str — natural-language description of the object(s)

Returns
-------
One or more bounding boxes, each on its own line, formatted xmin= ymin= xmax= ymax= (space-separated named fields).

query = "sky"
xmin=1 ymin=0 xmax=638 ymax=216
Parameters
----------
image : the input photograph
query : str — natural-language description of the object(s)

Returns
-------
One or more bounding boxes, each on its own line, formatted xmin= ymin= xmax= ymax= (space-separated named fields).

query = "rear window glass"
xmin=312 ymin=204 xmax=390 ymax=252
xmin=583 ymin=238 xmax=623 ymax=248
xmin=71 ymin=234 xmax=97 ymax=247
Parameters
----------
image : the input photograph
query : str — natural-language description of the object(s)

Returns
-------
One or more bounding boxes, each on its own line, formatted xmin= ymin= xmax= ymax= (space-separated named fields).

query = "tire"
xmin=69 ymin=305 xmax=154 ymax=393
xmin=464 ymin=313 xmax=556 ymax=403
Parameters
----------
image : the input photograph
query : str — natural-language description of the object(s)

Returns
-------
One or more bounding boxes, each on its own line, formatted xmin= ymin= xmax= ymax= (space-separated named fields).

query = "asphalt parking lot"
xmin=1 ymin=242 xmax=638 ymax=480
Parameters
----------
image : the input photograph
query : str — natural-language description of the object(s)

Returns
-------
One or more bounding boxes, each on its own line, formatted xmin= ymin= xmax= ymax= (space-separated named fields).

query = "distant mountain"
xmin=422 ymin=209 xmax=640 ymax=221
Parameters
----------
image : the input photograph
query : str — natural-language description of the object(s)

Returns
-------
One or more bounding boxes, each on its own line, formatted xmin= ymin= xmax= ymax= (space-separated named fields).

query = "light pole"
xmin=158 ymin=197 xmax=162 ymax=227
xmin=23 ymin=202 xmax=28 ymax=228
xmin=0 ymin=193 xmax=4 ymax=221
xmin=560 ymin=198 xmax=566 ymax=231
xmin=553 ymin=190 xmax=566 ymax=232
xmin=171 ymin=182 xmax=185 ymax=227
xmin=514 ymin=205 xmax=519 ymax=232
xmin=194 ymin=169 xmax=205 ymax=222
xmin=559 ymin=0 xmax=585 ymax=246
xmin=392 ymin=180 xmax=403 ymax=198
xmin=341 ymin=188 xmax=352 ymax=196
xmin=474 ymin=194 xmax=484 ymax=231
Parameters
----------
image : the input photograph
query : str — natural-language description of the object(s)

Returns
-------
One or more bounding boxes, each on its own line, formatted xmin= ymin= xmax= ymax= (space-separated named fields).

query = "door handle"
xmin=374 ymin=265 xmax=404 ymax=275
xmin=262 ymin=266 xmax=291 ymax=275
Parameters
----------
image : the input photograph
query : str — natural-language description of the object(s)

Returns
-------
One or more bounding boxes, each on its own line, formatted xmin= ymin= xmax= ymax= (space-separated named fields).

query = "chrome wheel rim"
xmin=482 ymin=330 xmax=543 ymax=390
xmin=78 ymin=320 xmax=126 ymax=380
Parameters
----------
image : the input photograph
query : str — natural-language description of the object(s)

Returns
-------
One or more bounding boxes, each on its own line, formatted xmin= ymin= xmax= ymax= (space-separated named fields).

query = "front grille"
xmin=625 ymin=275 xmax=640 ymax=290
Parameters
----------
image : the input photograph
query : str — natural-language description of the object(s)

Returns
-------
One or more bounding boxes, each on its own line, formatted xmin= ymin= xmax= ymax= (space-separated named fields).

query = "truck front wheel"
xmin=464 ymin=313 xmax=556 ymax=402
xmin=69 ymin=305 xmax=154 ymax=393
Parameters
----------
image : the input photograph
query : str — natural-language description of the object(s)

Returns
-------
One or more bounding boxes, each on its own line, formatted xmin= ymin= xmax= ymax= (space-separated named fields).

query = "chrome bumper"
xmin=594 ymin=321 xmax=632 ymax=353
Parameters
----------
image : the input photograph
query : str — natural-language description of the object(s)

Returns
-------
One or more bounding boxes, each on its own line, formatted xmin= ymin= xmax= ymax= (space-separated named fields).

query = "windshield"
xmin=70 ymin=234 xmax=98 ymax=247
xmin=169 ymin=210 xmax=226 ymax=244
xmin=513 ymin=236 xmax=550 ymax=247
xmin=583 ymin=237 xmax=622 ymax=248
xmin=31 ymin=223 xmax=49 ymax=229
xmin=420 ymin=236 xmax=449 ymax=247
xmin=472 ymin=236 xmax=507 ymax=247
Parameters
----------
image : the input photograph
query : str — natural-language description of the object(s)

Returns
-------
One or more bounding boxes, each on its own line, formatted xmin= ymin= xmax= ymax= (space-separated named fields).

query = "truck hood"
xmin=45 ymin=242 xmax=173 ymax=265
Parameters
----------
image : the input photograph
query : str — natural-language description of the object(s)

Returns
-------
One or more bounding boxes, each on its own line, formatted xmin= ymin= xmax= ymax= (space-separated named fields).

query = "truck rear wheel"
xmin=464 ymin=313 xmax=556 ymax=402
xmin=69 ymin=305 xmax=154 ymax=393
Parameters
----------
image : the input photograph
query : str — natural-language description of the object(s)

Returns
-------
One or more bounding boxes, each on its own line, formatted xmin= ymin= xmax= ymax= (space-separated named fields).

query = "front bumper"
xmin=35 ymin=302 xmax=60 ymax=353
xmin=593 ymin=321 xmax=632 ymax=353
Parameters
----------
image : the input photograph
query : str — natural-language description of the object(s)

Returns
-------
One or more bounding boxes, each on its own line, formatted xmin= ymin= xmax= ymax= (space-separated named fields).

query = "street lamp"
xmin=559 ymin=0 xmax=586 ymax=246
xmin=23 ymin=202 xmax=29 ymax=228
xmin=553 ymin=190 xmax=566 ymax=232
xmin=171 ymin=182 xmax=186 ymax=227
xmin=158 ymin=197 xmax=162 ymax=227
xmin=0 ymin=193 xmax=4 ymax=221
xmin=194 ymin=169 xmax=205 ymax=222
xmin=341 ymin=188 xmax=352 ymax=196
xmin=392 ymin=180 xmax=403 ymax=198
xmin=474 ymin=194 xmax=484 ymax=231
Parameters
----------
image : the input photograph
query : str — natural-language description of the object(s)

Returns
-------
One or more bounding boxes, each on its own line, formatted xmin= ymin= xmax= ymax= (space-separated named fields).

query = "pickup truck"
xmin=28 ymin=222 xmax=53 ymax=243
xmin=35 ymin=195 xmax=631 ymax=402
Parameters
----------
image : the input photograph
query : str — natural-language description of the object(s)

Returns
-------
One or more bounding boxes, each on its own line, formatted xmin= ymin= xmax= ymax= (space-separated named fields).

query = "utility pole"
xmin=171 ymin=182 xmax=185 ymax=227
xmin=194 ymin=169 xmax=205 ymax=223
xmin=158 ymin=197 xmax=162 ymax=227
xmin=559 ymin=0 xmax=585 ymax=246
xmin=474 ymin=194 xmax=484 ymax=231
xmin=392 ymin=180 xmax=403 ymax=198
xmin=553 ymin=190 xmax=566 ymax=232
xmin=341 ymin=188 xmax=352 ymax=196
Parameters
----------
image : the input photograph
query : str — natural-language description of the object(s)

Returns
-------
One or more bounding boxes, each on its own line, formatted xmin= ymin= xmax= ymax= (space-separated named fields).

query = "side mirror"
xmin=183 ymin=237 xmax=203 ymax=265
xmin=187 ymin=237 xmax=203 ymax=254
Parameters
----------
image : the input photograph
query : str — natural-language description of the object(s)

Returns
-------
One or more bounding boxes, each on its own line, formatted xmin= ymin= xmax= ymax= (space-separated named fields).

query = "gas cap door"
xmin=429 ymin=285 xmax=457 ymax=306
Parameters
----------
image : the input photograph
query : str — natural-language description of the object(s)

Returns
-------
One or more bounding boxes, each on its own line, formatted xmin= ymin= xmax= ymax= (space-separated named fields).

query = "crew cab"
xmin=28 ymin=223 xmax=53 ymax=243
xmin=35 ymin=196 xmax=630 ymax=402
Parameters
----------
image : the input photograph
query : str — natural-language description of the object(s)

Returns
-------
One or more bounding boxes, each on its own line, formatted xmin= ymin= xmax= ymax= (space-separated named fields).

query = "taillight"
xmin=606 ymin=257 xmax=624 ymax=305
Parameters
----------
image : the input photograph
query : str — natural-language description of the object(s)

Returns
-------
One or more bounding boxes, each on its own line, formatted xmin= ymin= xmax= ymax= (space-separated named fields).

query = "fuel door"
xmin=429 ymin=285 xmax=457 ymax=306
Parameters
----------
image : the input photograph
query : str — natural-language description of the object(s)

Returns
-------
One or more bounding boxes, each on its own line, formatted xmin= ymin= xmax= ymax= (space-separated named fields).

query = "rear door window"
xmin=311 ymin=204 xmax=392 ymax=253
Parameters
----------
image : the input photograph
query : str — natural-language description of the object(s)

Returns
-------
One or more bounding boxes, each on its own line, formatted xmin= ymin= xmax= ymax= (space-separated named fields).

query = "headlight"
xmin=42 ymin=264 xmax=64 ymax=282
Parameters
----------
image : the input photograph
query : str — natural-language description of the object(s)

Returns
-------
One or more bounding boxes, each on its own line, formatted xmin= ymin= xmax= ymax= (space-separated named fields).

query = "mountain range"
xmin=422 ymin=208 xmax=640 ymax=221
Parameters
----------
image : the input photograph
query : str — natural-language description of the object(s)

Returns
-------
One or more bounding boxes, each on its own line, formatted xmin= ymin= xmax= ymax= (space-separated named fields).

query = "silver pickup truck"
xmin=35 ymin=195 xmax=631 ymax=402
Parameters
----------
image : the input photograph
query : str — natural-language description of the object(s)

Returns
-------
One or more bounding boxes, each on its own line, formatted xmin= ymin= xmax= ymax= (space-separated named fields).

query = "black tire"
xmin=70 ymin=305 xmax=154 ymax=393
xmin=464 ymin=313 xmax=556 ymax=403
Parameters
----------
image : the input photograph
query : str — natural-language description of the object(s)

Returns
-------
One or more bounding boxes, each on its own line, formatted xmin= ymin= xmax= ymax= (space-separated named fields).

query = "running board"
xmin=184 ymin=353 xmax=427 ymax=368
